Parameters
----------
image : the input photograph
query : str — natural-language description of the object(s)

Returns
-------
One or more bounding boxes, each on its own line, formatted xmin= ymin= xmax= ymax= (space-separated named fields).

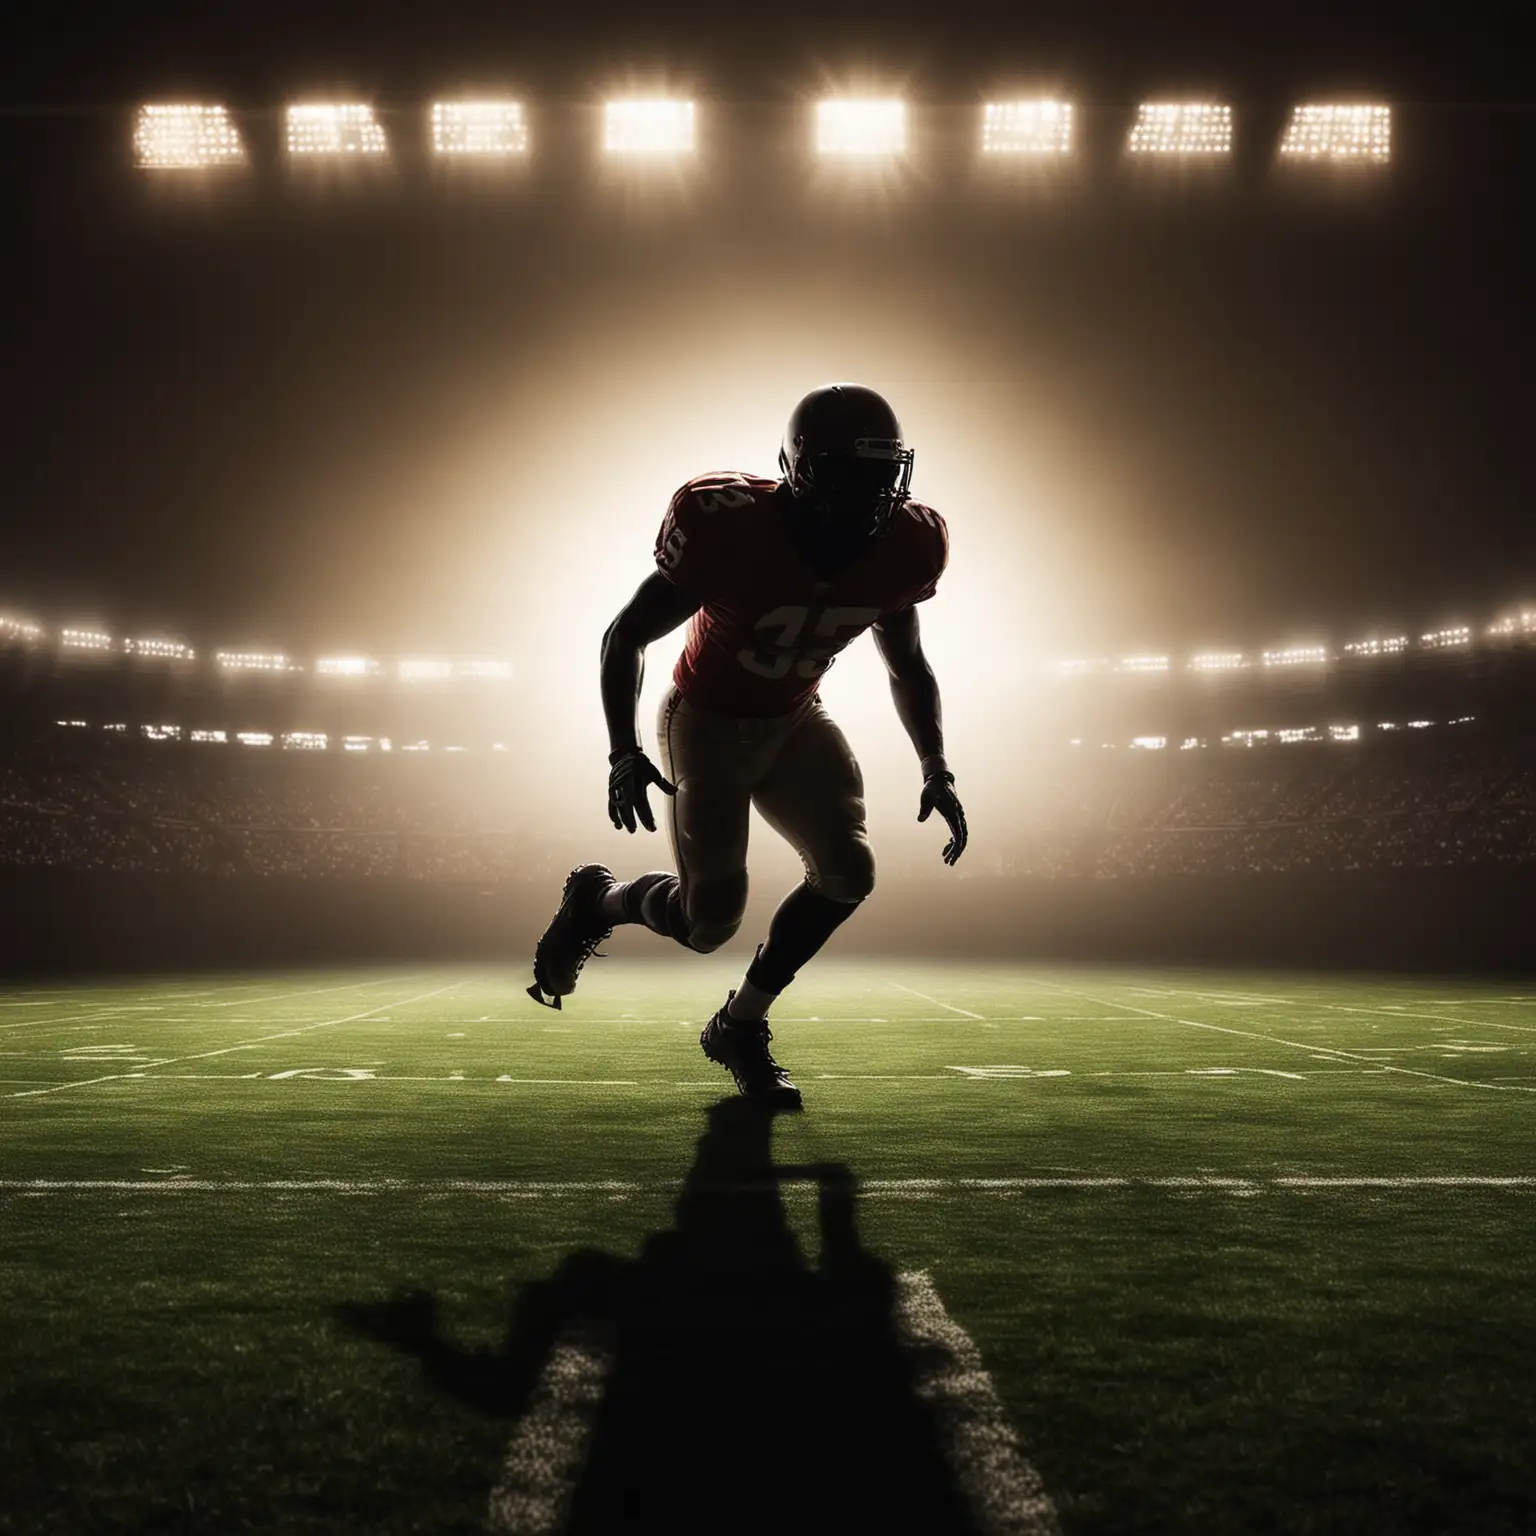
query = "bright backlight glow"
xmin=135 ymin=104 xmax=246 ymax=170
xmin=286 ymin=104 xmax=388 ymax=158
xmin=316 ymin=655 xmax=379 ymax=678
xmin=1127 ymin=102 xmax=1233 ymax=157
xmin=816 ymin=99 xmax=907 ymax=157
xmin=981 ymin=100 xmax=1073 ymax=156
xmin=399 ymin=658 xmax=454 ymax=682
xmin=1279 ymin=104 xmax=1391 ymax=164
xmin=604 ymin=100 xmax=696 ymax=156
xmin=431 ymin=101 xmax=528 ymax=157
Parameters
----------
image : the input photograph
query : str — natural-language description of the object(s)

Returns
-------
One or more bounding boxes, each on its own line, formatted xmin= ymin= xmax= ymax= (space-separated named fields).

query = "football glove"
xmin=608 ymin=748 xmax=677 ymax=834
xmin=918 ymin=770 xmax=968 ymax=866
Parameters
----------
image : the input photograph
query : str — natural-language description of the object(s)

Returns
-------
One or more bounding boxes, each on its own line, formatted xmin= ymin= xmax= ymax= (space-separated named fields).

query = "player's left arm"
xmin=871 ymin=607 xmax=968 ymax=865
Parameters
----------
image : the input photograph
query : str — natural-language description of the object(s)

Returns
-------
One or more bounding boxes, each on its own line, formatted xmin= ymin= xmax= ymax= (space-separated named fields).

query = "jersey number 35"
xmin=737 ymin=605 xmax=881 ymax=681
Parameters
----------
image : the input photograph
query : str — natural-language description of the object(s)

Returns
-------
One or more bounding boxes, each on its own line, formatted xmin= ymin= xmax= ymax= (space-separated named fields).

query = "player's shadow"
xmin=338 ymin=1096 xmax=983 ymax=1533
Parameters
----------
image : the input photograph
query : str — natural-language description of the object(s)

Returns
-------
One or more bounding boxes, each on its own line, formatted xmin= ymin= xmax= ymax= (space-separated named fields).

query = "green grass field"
xmin=3 ymin=959 xmax=1536 ymax=1534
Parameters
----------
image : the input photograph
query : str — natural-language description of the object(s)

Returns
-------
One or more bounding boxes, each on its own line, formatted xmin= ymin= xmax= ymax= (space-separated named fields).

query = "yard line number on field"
xmin=1037 ymin=981 xmax=1536 ymax=1096
xmin=5 ymin=980 xmax=463 ymax=1099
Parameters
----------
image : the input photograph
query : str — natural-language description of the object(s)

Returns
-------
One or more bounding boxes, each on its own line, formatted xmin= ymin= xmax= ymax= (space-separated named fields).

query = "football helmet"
xmin=778 ymin=384 xmax=914 ymax=542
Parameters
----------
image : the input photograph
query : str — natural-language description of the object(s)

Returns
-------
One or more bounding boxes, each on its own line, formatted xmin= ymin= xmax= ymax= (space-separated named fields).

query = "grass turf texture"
xmin=2 ymin=961 xmax=1535 ymax=1534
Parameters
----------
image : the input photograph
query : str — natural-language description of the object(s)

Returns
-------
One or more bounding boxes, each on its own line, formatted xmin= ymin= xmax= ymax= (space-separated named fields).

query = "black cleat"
xmin=700 ymin=999 xmax=803 ymax=1109
xmin=528 ymin=864 xmax=616 ymax=1009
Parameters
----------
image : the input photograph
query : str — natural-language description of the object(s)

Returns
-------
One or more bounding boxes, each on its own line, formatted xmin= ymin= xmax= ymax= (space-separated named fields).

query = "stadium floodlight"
xmin=236 ymin=731 xmax=274 ymax=747
xmin=104 ymin=722 xmax=127 ymax=733
xmin=124 ymin=637 xmax=194 ymax=661
xmin=1127 ymin=102 xmax=1233 ymax=157
xmin=402 ymin=740 xmax=431 ymax=752
xmin=342 ymin=735 xmax=374 ymax=752
xmin=1188 ymin=651 xmax=1247 ymax=672
xmin=216 ymin=649 xmax=295 ymax=673
xmin=457 ymin=659 xmax=513 ymax=680
xmin=1420 ymin=625 xmax=1472 ymax=650
xmin=1277 ymin=726 xmax=1319 ymax=744
xmin=134 ymin=104 xmax=246 ymax=170
xmin=981 ymin=100 xmax=1074 ymax=156
xmin=55 ymin=719 xmax=90 ymax=729
xmin=1279 ymin=104 xmax=1391 ymax=165
xmin=604 ymin=99 xmax=696 ymax=156
xmin=61 ymin=628 xmax=113 ymax=652
xmin=316 ymin=654 xmax=379 ymax=678
xmin=1130 ymin=736 xmax=1167 ymax=750
xmin=190 ymin=729 xmax=228 ymax=744
xmin=398 ymin=658 xmax=454 ymax=681
xmin=0 ymin=614 xmax=44 ymax=645
xmin=1488 ymin=609 xmax=1536 ymax=638
xmin=1261 ymin=645 xmax=1328 ymax=668
xmin=1053 ymin=658 xmax=1108 ymax=676
xmin=281 ymin=731 xmax=328 ymax=751
xmin=286 ymin=103 xmax=388 ymax=158
xmin=816 ymin=99 xmax=907 ymax=157
xmin=431 ymin=100 xmax=528 ymax=157
xmin=1343 ymin=635 xmax=1408 ymax=657
xmin=1330 ymin=724 xmax=1361 ymax=742
xmin=141 ymin=724 xmax=183 ymax=742
xmin=1115 ymin=654 xmax=1169 ymax=674
xmin=1224 ymin=729 xmax=1270 ymax=747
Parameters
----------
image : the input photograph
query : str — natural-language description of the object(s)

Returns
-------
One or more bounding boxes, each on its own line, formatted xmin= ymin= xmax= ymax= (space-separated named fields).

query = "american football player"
xmin=529 ymin=383 xmax=967 ymax=1108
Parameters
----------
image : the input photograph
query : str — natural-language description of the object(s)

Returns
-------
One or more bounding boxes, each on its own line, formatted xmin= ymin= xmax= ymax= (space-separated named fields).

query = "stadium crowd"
xmin=4 ymin=730 xmax=1536 ymax=884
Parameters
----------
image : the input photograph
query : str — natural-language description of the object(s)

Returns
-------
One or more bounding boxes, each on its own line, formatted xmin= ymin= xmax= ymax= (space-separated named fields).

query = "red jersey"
xmin=654 ymin=472 xmax=948 ymax=717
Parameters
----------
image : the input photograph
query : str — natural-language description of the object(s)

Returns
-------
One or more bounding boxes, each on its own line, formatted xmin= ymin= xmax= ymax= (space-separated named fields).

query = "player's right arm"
xmin=599 ymin=571 xmax=701 ymax=832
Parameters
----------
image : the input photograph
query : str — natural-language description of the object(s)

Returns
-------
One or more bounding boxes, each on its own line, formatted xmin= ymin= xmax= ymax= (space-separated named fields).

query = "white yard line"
xmin=200 ymin=976 xmax=421 ymax=1008
xmin=0 ymin=976 xmax=418 ymax=1036
xmin=486 ymin=1322 xmax=613 ymax=1536
xmin=889 ymin=982 xmax=986 ymax=1020
xmin=1038 ymin=982 xmax=1536 ymax=1096
xmin=0 ymin=1005 xmax=165 ymax=1035
xmin=1127 ymin=987 xmax=1295 ymax=1006
xmin=4 ymin=981 xmax=462 ymax=1100
xmin=1320 ymin=1002 xmax=1536 ymax=1036
xmin=895 ymin=1271 xmax=1059 ymax=1536
xmin=4 ymin=1175 xmax=1533 ymax=1196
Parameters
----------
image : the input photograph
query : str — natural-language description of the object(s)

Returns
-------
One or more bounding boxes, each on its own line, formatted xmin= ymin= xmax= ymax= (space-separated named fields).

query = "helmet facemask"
xmin=780 ymin=435 xmax=915 ymax=549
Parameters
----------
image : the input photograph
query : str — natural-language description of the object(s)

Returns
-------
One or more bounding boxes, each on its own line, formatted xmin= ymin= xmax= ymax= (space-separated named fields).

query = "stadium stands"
xmin=3 ymin=599 xmax=1535 ymax=972
xmin=3 ymin=726 xmax=1535 ymax=885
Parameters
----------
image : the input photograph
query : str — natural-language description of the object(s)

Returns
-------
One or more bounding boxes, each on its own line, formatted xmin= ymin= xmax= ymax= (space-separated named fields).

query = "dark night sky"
xmin=2 ymin=1 xmax=1532 ymax=659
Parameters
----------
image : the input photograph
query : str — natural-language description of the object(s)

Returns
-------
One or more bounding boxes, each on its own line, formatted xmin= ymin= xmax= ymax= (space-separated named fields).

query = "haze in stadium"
xmin=3 ymin=1 xmax=1535 ymax=1532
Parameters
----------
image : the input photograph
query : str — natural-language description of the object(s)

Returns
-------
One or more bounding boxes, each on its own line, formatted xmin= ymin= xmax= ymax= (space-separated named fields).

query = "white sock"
xmin=726 ymin=976 xmax=778 ymax=1025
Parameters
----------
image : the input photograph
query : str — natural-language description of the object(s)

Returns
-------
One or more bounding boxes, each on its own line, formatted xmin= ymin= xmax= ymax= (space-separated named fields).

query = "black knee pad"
xmin=809 ymin=845 xmax=876 ymax=905
xmin=668 ymin=875 xmax=747 ymax=954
